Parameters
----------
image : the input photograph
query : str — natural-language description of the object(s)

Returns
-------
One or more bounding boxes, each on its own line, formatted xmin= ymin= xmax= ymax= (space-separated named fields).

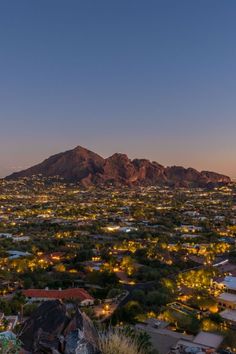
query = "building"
xmin=0 ymin=233 xmax=12 ymax=239
xmin=136 ymin=319 xmax=223 ymax=354
xmin=12 ymin=236 xmax=30 ymax=242
xmin=221 ymin=276 xmax=236 ymax=293
xmin=0 ymin=313 xmax=18 ymax=331
xmin=22 ymin=288 xmax=94 ymax=306
xmin=175 ymin=332 xmax=223 ymax=353
xmin=190 ymin=331 xmax=223 ymax=349
xmin=220 ymin=308 xmax=236 ymax=329
xmin=7 ymin=250 xmax=31 ymax=260
xmin=218 ymin=292 xmax=236 ymax=310
xmin=217 ymin=276 xmax=236 ymax=310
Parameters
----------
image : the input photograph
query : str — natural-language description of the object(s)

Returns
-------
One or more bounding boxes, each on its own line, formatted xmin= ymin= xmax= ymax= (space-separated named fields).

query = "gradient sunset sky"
xmin=0 ymin=0 xmax=236 ymax=178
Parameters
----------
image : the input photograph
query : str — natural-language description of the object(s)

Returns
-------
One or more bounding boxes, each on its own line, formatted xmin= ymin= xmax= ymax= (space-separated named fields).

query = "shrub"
xmin=0 ymin=338 xmax=21 ymax=354
xmin=99 ymin=328 xmax=145 ymax=354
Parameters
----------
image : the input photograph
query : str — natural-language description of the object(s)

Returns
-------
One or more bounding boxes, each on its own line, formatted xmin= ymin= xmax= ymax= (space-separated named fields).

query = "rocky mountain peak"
xmin=6 ymin=145 xmax=231 ymax=187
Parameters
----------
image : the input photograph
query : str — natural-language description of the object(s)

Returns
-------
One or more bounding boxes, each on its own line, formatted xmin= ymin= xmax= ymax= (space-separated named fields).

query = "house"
xmin=119 ymin=226 xmax=138 ymax=233
xmin=7 ymin=250 xmax=31 ymax=260
xmin=12 ymin=236 xmax=30 ymax=242
xmin=221 ymin=275 xmax=236 ymax=293
xmin=22 ymin=288 xmax=94 ymax=306
xmin=180 ymin=234 xmax=200 ymax=240
xmin=217 ymin=292 xmax=236 ymax=310
xmin=4 ymin=316 xmax=18 ymax=331
xmin=192 ymin=331 xmax=223 ymax=349
xmin=220 ymin=308 xmax=236 ymax=329
xmin=0 ymin=314 xmax=18 ymax=331
xmin=176 ymin=225 xmax=203 ymax=233
xmin=175 ymin=332 xmax=223 ymax=353
xmin=136 ymin=319 xmax=223 ymax=354
xmin=0 ymin=233 xmax=12 ymax=239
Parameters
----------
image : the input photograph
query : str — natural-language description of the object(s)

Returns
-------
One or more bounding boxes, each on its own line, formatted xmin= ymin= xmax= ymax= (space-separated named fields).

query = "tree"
xmin=112 ymin=301 xmax=142 ymax=324
xmin=86 ymin=270 xmax=118 ymax=287
xmin=107 ymin=288 xmax=121 ymax=299
xmin=123 ymin=326 xmax=157 ymax=353
xmin=54 ymin=263 xmax=66 ymax=272
xmin=132 ymin=290 xmax=145 ymax=304
xmin=146 ymin=291 xmax=169 ymax=308
xmin=121 ymin=256 xmax=136 ymax=276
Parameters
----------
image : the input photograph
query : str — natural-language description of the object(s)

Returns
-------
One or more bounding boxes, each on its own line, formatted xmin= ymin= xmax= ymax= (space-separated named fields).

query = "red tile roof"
xmin=22 ymin=288 xmax=94 ymax=301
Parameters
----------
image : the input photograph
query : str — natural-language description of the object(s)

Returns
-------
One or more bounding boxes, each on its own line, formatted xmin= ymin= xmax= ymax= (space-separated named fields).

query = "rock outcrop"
xmin=7 ymin=145 xmax=231 ymax=187
xmin=19 ymin=300 xmax=100 ymax=354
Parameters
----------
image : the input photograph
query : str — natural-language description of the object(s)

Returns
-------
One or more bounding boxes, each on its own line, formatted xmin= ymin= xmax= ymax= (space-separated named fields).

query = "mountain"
xmin=8 ymin=146 xmax=104 ymax=185
xmin=6 ymin=145 xmax=231 ymax=187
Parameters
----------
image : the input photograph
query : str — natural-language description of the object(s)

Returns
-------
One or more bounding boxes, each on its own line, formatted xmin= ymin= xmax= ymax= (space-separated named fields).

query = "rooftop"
xmin=220 ymin=309 xmax=236 ymax=322
xmin=22 ymin=288 xmax=94 ymax=301
xmin=193 ymin=331 xmax=224 ymax=349
xmin=218 ymin=292 xmax=236 ymax=303
xmin=222 ymin=276 xmax=236 ymax=290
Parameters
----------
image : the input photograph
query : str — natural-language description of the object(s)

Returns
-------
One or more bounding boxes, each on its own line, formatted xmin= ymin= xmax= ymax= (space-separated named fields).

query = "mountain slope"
xmin=8 ymin=146 xmax=105 ymax=186
xmin=6 ymin=145 xmax=231 ymax=187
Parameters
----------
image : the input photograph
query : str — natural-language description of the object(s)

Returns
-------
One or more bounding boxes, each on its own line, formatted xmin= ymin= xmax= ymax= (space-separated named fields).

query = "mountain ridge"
xmin=6 ymin=145 xmax=231 ymax=187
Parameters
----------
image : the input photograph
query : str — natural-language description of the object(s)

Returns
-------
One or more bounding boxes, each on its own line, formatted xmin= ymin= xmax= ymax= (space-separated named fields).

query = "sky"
xmin=0 ymin=0 xmax=236 ymax=178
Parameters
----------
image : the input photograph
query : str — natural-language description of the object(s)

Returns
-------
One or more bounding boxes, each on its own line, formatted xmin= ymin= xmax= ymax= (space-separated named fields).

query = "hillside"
xmin=7 ymin=145 xmax=231 ymax=187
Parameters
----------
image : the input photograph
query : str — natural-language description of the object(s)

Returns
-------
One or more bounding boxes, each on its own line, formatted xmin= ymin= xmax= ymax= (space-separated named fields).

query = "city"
xmin=1 ymin=1 xmax=236 ymax=353
xmin=0 ymin=176 xmax=235 ymax=352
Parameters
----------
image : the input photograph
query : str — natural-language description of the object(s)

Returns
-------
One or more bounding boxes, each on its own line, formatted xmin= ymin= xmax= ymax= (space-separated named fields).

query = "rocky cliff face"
xmin=19 ymin=300 xmax=100 ymax=354
xmin=7 ymin=145 xmax=231 ymax=187
xmin=165 ymin=166 xmax=231 ymax=187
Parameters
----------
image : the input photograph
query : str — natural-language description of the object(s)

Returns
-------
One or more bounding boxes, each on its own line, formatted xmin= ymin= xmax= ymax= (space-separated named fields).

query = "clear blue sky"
xmin=0 ymin=0 xmax=235 ymax=177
